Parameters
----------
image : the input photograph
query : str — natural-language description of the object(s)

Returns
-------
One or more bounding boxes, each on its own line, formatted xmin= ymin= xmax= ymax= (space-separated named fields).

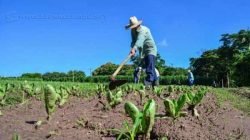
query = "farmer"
xmin=187 ymin=69 xmax=194 ymax=86
xmin=126 ymin=16 xmax=158 ymax=89
xmin=133 ymin=67 xmax=142 ymax=83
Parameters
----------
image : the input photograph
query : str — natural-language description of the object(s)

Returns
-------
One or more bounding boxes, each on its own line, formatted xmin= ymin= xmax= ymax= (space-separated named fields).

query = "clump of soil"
xmin=0 ymin=91 xmax=250 ymax=140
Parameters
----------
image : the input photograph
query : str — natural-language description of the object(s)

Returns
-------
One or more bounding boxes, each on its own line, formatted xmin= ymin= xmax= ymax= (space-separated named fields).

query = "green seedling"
xmin=168 ymin=85 xmax=174 ymax=93
xmin=12 ymin=133 xmax=21 ymax=140
xmin=164 ymin=94 xmax=187 ymax=119
xmin=44 ymin=84 xmax=61 ymax=120
xmin=33 ymin=86 xmax=43 ymax=95
xmin=153 ymin=86 xmax=164 ymax=96
xmin=21 ymin=81 xmax=34 ymax=97
xmin=124 ymin=99 xmax=156 ymax=139
xmin=106 ymin=90 xmax=123 ymax=107
xmin=96 ymin=84 xmax=107 ymax=98
xmin=70 ymin=85 xmax=81 ymax=96
xmin=0 ymin=85 xmax=7 ymax=105
xmin=110 ymin=121 xmax=134 ymax=140
xmin=185 ymin=91 xmax=206 ymax=117
xmin=58 ymin=86 xmax=69 ymax=107
xmin=122 ymin=84 xmax=136 ymax=93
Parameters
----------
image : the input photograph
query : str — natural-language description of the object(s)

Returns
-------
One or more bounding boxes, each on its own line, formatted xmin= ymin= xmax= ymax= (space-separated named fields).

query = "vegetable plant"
xmin=12 ymin=133 xmax=21 ymax=140
xmin=168 ymin=85 xmax=174 ymax=93
xmin=106 ymin=90 xmax=123 ymax=108
xmin=122 ymin=84 xmax=136 ymax=93
xmin=164 ymin=94 xmax=187 ymax=119
xmin=96 ymin=84 xmax=107 ymax=98
xmin=124 ymin=99 xmax=156 ymax=139
xmin=0 ymin=85 xmax=7 ymax=105
xmin=185 ymin=91 xmax=206 ymax=117
xmin=58 ymin=86 xmax=69 ymax=107
xmin=153 ymin=86 xmax=164 ymax=96
xmin=21 ymin=81 xmax=34 ymax=97
xmin=44 ymin=84 xmax=61 ymax=120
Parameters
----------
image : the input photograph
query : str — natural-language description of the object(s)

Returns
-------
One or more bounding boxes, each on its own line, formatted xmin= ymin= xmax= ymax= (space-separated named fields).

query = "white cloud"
xmin=157 ymin=38 xmax=168 ymax=47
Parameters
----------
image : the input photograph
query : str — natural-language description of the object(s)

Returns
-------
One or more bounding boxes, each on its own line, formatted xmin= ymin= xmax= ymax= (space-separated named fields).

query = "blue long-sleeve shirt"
xmin=131 ymin=25 xmax=157 ymax=58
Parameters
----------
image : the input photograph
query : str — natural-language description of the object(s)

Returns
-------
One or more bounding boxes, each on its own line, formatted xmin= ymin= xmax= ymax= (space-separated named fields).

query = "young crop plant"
xmin=96 ymin=84 xmax=107 ymax=98
xmin=167 ymin=85 xmax=175 ymax=93
xmin=5 ymin=83 xmax=14 ymax=92
xmin=123 ymin=99 xmax=156 ymax=139
xmin=106 ymin=90 xmax=123 ymax=108
xmin=21 ymin=81 xmax=35 ymax=97
xmin=69 ymin=85 xmax=81 ymax=96
xmin=0 ymin=83 xmax=12 ymax=105
xmin=164 ymin=94 xmax=187 ymax=119
xmin=176 ymin=86 xmax=182 ymax=93
xmin=58 ymin=86 xmax=69 ymax=107
xmin=153 ymin=86 xmax=164 ymax=96
xmin=185 ymin=91 xmax=206 ymax=117
xmin=33 ymin=86 xmax=43 ymax=96
xmin=0 ymin=85 xmax=7 ymax=105
xmin=12 ymin=133 xmax=21 ymax=140
xmin=44 ymin=84 xmax=61 ymax=120
xmin=122 ymin=84 xmax=136 ymax=93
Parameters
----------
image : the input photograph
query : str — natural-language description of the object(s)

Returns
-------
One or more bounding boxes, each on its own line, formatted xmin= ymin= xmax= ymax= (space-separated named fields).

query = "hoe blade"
xmin=109 ymin=79 xmax=127 ymax=90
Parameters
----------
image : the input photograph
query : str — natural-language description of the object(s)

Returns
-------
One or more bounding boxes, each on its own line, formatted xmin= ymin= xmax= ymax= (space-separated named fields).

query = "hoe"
xmin=109 ymin=54 xmax=132 ymax=90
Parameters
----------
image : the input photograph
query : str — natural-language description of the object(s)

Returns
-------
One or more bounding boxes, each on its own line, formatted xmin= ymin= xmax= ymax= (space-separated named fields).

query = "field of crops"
xmin=0 ymin=80 xmax=250 ymax=140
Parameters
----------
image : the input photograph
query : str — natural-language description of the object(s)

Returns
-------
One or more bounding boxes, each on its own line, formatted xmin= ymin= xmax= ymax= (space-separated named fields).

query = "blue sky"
xmin=0 ymin=0 xmax=250 ymax=76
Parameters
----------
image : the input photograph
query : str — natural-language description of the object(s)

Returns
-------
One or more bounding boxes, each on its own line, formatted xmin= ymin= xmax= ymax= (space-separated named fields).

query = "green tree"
xmin=92 ymin=62 xmax=134 ymax=76
xmin=190 ymin=29 xmax=250 ymax=87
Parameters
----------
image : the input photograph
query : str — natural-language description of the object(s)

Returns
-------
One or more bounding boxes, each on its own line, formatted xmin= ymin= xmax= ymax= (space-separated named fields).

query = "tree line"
xmin=19 ymin=70 xmax=86 ymax=82
xmin=190 ymin=29 xmax=250 ymax=87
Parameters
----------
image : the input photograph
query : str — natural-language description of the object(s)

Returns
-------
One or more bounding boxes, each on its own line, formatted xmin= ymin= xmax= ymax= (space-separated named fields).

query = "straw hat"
xmin=125 ymin=16 xmax=142 ymax=29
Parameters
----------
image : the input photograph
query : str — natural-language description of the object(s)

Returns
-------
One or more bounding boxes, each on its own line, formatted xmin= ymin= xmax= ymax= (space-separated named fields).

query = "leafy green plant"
xmin=21 ymin=81 xmax=34 ymax=97
xmin=0 ymin=85 xmax=7 ymax=105
xmin=185 ymin=91 xmax=206 ymax=117
xmin=96 ymin=84 xmax=107 ymax=98
xmin=44 ymin=84 xmax=61 ymax=120
xmin=112 ymin=121 xmax=140 ymax=140
xmin=106 ymin=90 xmax=123 ymax=108
xmin=70 ymin=85 xmax=81 ymax=96
xmin=176 ymin=86 xmax=182 ymax=92
xmin=33 ymin=86 xmax=43 ymax=95
xmin=164 ymin=94 xmax=187 ymax=119
xmin=123 ymin=99 xmax=156 ymax=139
xmin=153 ymin=86 xmax=164 ymax=96
xmin=12 ymin=133 xmax=21 ymax=140
xmin=58 ymin=86 xmax=69 ymax=107
xmin=168 ymin=85 xmax=174 ymax=93
xmin=122 ymin=84 xmax=136 ymax=93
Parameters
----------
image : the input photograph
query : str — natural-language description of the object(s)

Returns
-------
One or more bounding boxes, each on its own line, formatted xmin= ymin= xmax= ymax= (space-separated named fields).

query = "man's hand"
xmin=130 ymin=48 xmax=136 ymax=56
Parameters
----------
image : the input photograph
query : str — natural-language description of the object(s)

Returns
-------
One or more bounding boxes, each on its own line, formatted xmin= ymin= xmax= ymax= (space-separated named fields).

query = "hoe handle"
xmin=111 ymin=54 xmax=132 ymax=79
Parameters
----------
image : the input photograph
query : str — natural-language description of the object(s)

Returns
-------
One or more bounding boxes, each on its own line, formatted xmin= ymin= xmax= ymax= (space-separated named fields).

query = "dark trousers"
xmin=144 ymin=55 xmax=157 ymax=83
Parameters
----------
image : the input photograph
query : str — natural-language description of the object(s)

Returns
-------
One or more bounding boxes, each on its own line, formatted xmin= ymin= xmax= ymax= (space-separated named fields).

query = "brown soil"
xmin=0 ymin=92 xmax=250 ymax=140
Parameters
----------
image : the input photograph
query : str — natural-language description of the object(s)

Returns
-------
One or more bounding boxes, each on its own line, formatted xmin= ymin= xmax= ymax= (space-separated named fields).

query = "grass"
xmin=212 ymin=88 xmax=250 ymax=115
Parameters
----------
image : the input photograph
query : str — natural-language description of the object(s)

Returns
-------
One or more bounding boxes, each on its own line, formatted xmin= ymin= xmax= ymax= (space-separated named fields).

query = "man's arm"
xmin=130 ymin=31 xmax=145 ymax=56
